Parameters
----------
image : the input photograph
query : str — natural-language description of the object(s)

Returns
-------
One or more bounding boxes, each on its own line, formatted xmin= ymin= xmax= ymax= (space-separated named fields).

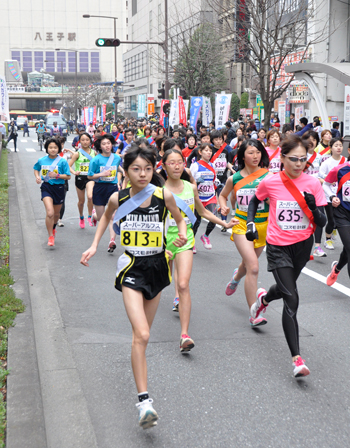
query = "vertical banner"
xmin=183 ymin=99 xmax=189 ymax=123
xmin=278 ymin=101 xmax=286 ymax=125
xmin=169 ymin=99 xmax=179 ymax=127
xmin=215 ymin=93 xmax=232 ymax=129
xmin=0 ymin=76 xmax=9 ymax=122
xmin=101 ymin=104 xmax=106 ymax=123
xmin=84 ymin=107 xmax=89 ymax=126
xmin=147 ymin=94 xmax=155 ymax=116
xmin=159 ymin=99 xmax=169 ymax=127
xmin=202 ymin=97 xmax=213 ymax=127
xmin=189 ymin=97 xmax=203 ymax=134
xmin=88 ymin=107 xmax=94 ymax=124
xmin=178 ymin=96 xmax=186 ymax=126
xmin=344 ymin=86 xmax=350 ymax=135
xmin=93 ymin=106 xmax=97 ymax=125
xmin=137 ymin=94 xmax=146 ymax=118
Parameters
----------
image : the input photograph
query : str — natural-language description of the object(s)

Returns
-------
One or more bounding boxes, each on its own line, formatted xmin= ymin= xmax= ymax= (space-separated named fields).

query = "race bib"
xmin=276 ymin=200 xmax=309 ymax=231
xmin=269 ymin=158 xmax=281 ymax=173
xmin=100 ymin=165 xmax=116 ymax=182
xmin=41 ymin=165 xmax=58 ymax=177
xmin=198 ymin=181 xmax=215 ymax=199
xmin=342 ymin=181 xmax=350 ymax=202
xmin=320 ymin=154 xmax=331 ymax=164
xmin=168 ymin=197 xmax=195 ymax=227
xmin=79 ymin=162 xmax=89 ymax=175
xmin=120 ymin=220 xmax=164 ymax=256
xmin=236 ymin=188 xmax=263 ymax=213
xmin=213 ymin=157 xmax=227 ymax=175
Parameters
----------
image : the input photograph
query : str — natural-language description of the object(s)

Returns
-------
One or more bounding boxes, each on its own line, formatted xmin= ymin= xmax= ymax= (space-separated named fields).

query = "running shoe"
xmin=200 ymin=234 xmax=212 ymax=249
xmin=225 ymin=268 xmax=240 ymax=296
xmin=92 ymin=209 xmax=97 ymax=226
xmin=331 ymin=229 xmax=337 ymax=242
xmin=52 ymin=229 xmax=56 ymax=237
xmin=324 ymin=239 xmax=334 ymax=250
xmin=249 ymin=315 xmax=267 ymax=327
xmin=135 ymin=398 xmax=158 ymax=429
xmin=293 ymin=357 xmax=310 ymax=378
xmin=313 ymin=246 xmax=327 ymax=257
xmin=57 ymin=219 xmax=64 ymax=227
xmin=231 ymin=210 xmax=235 ymax=216
xmin=107 ymin=239 xmax=117 ymax=253
xmin=326 ymin=261 xmax=339 ymax=286
xmin=192 ymin=245 xmax=197 ymax=254
xmin=88 ymin=217 xmax=93 ymax=227
xmin=250 ymin=288 xmax=268 ymax=319
xmin=79 ymin=217 xmax=85 ymax=229
xmin=48 ymin=236 xmax=55 ymax=247
xmin=172 ymin=297 xmax=179 ymax=312
xmin=180 ymin=334 xmax=195 ymax=352
xmin=221 ymin=226 xmax=227 ymax=233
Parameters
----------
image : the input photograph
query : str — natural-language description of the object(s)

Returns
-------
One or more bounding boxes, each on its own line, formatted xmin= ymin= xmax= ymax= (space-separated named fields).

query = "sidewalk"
xmin=6 ymin=153 xmax=97 ymax=448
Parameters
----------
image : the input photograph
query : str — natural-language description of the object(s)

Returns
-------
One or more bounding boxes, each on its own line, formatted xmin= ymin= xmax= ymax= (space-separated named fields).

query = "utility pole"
xmin=164 ymin=0 xmax=170 ymax=100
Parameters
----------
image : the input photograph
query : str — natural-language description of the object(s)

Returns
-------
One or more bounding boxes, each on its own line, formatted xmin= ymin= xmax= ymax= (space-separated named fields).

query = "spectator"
xmin=8 ymin=119 xmax=18 ymax=152
xmin=23 ymin=120 xmax=30 ymax=137
xmin=331 ymin=122 xmax=341 ymax=138
xmin=225 ymin=121 xmax=236 ymax=142
xmin=295 ymin=117 xmax=313 ymax=136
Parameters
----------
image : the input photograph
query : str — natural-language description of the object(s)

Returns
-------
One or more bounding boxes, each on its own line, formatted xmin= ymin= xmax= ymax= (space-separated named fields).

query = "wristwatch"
xmin=56 ymin=173 xmax=60 ymax=179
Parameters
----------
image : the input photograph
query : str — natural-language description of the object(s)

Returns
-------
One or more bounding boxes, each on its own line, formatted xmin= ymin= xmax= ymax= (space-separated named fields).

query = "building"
xmin=1 ymin=1 xmax=128 ymax=112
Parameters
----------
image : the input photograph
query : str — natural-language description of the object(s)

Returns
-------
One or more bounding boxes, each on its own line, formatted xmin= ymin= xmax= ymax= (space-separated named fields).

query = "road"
xmin=5 ymin=134 xmax=350 ymax=448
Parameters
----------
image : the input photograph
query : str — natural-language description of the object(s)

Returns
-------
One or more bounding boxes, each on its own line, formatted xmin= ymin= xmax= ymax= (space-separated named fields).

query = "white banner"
xmin=215 ymin=93 xmax=232 ymax=129
xmin=169 ymin=99 xmax=179 ymax=127
xmin=0 ymin=76 xmax=10 ymax=122
xmin=183 ymin=99 xmax=189 ymax=123
xmin=344 ymin=86 xmax=350 ymax=136
xmin=278 ymin=101 xmax=286 ymax=126
xmin=202 ymin=97 xmax=213 ymax=127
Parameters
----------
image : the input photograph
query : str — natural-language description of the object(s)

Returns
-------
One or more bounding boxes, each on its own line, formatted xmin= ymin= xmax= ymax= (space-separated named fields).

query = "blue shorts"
xmin=92 ymin=182 xmax=119 ymax=206
xmin=41 ymin=182 xmax=65 ymax=205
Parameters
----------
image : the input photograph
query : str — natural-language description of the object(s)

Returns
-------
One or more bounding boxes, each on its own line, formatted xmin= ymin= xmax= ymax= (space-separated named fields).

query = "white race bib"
xmin=100 ymin=165 xmax=116 ymax=182
xmin=276 ymin=200 xmax=309 ymax=231
xmin=236 ymin=188 xmax=263 ymax=213
xmin=120 ymin=220 xmax=163 ymax=256
xmin=342 ymin=181 xmax=350 ymax=202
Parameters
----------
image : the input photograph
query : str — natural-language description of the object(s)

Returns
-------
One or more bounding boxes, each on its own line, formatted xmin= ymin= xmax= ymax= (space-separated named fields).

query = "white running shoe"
xmin=324 ymin=239 xmax=334 ymax=250
xmin=136 ymin=398 xmax=158 ymax=429
xmin=293 ymin=357 xmax=310 ymax=378
xmin=200 ymin=234 xmax=212 ymax=249
xmin=250 ymin=288 xmax=268 ymax=319
xmin=313 ymin=246 xmax=327 ymax=257
xmin=331 ymin=230 xmax=337 ymax=242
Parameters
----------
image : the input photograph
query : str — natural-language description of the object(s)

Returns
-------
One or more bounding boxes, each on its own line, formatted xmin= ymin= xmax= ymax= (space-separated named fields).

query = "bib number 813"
xmin=122 ymin=231 xmax=160 ymax=247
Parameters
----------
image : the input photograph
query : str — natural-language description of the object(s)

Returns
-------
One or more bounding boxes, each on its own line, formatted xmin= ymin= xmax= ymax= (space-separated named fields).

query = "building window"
xmin=149 ymin=11 xmax=153 ymax=39
xmin=11 ymin=51 xmax=21 ymax=68
xmin=34 ymin=51 xmax=44 ymax=71
xmin=80 ymin=51 xmax=89 ymax=72
xmin=45 ymin=51 xmax=54 ymax=72
xmin=132 ymin=0 xmax=137 ymax=16
xmin=150 ymin=83 xmax=153 ymax=94
xmin=68 ymin=52 xmax=76 ymax=73
xmin=90 ymin=52 xmax=100 ymax=72
xmin=56 ymin=51 xmax=66 ymax=72
xmin=126 ymin=0 xmax=128 ymax=8
xmin=23 ymin=51 xmax=33 ymax=72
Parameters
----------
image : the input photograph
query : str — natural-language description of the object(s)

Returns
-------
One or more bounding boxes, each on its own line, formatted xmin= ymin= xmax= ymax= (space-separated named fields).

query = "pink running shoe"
xmin=193 ymin=245 xmax=197 ymax=254
xmin=108 ymin=239 xmax=117 ymax=253
xmin=91 ymin=209 xmax=97 ymax=226
xmin=293 ymin=357 xmax=310 ymax=378
xmin=48 ymin=236 xmax=55 ymax=247
xmin=250 ymin=288 xmax=268 ymax=319
xmin=88 ymin=217 xmax=93 ymax=227
xmin=79 ymin=217 xmax=85 ymax=229
xmin=225 ymin=268 xmax=240 ymax=296
xmin=249 ymin=315 xmax=267 ymax=327
xmin=200 ymin=234 xmax=212 ymax=249
xmin=326 ymin=261 xmax=339 ymax=286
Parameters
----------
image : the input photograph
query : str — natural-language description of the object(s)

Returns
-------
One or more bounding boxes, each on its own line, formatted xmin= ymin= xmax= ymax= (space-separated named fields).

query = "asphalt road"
xmin=5 ymin=134 xmax=350 ymax=448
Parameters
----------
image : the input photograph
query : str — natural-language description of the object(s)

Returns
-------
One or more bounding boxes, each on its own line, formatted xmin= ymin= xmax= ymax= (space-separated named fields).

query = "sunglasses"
xmin=284 ymin=155 xmax=308 ymax=163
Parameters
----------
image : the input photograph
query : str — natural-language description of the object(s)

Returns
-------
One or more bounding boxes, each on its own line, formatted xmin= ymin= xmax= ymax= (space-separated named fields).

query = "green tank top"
xmin=74 ymin=149 xmax=96 ymax=174
xmin=232 ymin=170 xmax=270 ymax=223
xmin=165 ymin=180 xmax=195 ymax=231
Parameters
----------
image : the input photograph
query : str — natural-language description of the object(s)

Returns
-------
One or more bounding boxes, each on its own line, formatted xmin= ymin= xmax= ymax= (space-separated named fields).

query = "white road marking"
xmin=26 ymin=148 xmax=36 ymax=152
xmin=21 ymin=139 xmax=28 ymax=142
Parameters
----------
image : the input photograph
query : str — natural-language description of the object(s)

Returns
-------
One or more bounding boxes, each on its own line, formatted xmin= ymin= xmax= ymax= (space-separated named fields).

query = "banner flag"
xmin=178 ymin=96 xmax=186 ymax=126
xmin=215 ymin=93 xmax=232 ymax=129
xmin=202 ymin=97 xmax=213 ymax=127
xmin=169 ymin=99 xmax=179 ymax=127
xmin=189 ymin=97 xmax=202 ymax=134
xmin=0 ymin=76 xmax=9 ymax=122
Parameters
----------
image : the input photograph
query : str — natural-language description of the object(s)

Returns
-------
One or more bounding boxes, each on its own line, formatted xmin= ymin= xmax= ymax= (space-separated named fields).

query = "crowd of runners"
xmin=31 ymin=116 xmax=350 ymax=429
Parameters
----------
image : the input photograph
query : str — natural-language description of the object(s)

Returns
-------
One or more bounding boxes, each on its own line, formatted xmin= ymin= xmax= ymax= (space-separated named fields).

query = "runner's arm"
xmin=218 ymin=175 xmax=234 ymax=216
xmin=246 ymin=194 xmax=260 ymax=223
xmin=34 ymin=169 xmax=41 ymax=184
xmin=69 ymin=152 xmax=80 ymax=174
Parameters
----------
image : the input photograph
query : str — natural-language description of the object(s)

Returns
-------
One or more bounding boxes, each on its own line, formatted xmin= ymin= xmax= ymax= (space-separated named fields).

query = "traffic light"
xmin=158 ymin=88 xmax=165 ymax=99
xmin=95 ymin=38 xmax=121 ymax=47
xmin=179 ymin=89 xmax=186 ymax=97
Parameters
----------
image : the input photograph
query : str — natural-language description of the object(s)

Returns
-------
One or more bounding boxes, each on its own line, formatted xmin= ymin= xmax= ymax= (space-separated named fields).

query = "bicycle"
xmin=37 ymin=133 xmax=45 ymax=151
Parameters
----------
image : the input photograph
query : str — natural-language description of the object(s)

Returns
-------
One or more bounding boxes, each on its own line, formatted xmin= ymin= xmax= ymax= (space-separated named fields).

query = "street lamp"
xmin=45 ymin=60 xmax=64 ymax=108
xmin=83 ymin=14 xmax=119 ymax=120
xmin=55 ymin=48 xmax=78 ymax=122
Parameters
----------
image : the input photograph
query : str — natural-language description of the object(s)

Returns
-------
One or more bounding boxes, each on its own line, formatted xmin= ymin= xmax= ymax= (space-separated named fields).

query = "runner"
xmin=318 ymin=137 xmax=346 ymax=250
xmin=315 ymin=129 xmax=332 ymax=164
xmin=69 ymin=132 xmax=96 ymax=228
xmin=219 ymin=139 xmax=270 ymax=326
xmin=185 ymin=132 xmax=211 ymax=168
xmin=265 ymin=129 xmax=281 ymax=173
xmin=87 ymin=134 xmax=123 ymax=252
xmin=80 ymin=145 xmax=187 ymax=429
xmin=33 ymin=137 xmax=71 ymax=246
xmin=324 ymin=146 xmax=350 ymax=285
xmin=247 ymin=135 xmax=327 ymax=377
xmin=161 ymin=148 xmax=238 ymax=349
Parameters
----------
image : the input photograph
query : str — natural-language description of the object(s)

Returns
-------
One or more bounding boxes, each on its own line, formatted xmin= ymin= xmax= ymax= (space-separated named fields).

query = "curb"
xmin=7 ymin=153 xmax=98 ymax=447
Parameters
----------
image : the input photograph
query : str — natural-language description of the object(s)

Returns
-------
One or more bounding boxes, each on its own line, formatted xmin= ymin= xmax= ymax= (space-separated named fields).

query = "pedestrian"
xmin=331 ymin=122 xmax=341 ymax=139
xmin=219 ymin=139 xmax=270 ymax=326
xmin=81 ymin=144 xmax=188 ymax=429
xmin=246 ymin=135 xmax=327 ymax=377
xmin=8 ymin=119 xmax=18 ymax=152
xmin=33 ymin=137 xmax=71 ymax=246
xmin=23 ymin=120 xmax=30 ymax=137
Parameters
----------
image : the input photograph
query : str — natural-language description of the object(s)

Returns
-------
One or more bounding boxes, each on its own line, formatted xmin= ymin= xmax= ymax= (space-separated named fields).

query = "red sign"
xmin=93 ymin=106 xmax=97 ymax=125
xmin=271 ymin=50 xmax=309 ymax=86
xmin=178 ymin=96 xmax=186 ymax=125
xmin=160 ymin=99 xmax=169 ymax=126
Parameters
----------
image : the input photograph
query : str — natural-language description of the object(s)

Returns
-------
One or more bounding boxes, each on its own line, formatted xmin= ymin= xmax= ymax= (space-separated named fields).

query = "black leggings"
xmin=325 ymin=203 xmax=335 ymax=235
xmin=336 ymin=226 xmax=350 ymax=278
xmin=59 ymin=182 xmax=68 ymax=219
xmin=264 ymin=266 xmax=304 ymax=357
xmin=314 ymin=206 xmax=324 ymax=244
xmin=192 ymin=202 xmax=216 ymax=237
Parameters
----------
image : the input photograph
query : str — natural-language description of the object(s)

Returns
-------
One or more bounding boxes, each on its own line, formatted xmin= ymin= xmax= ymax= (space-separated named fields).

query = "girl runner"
xmin=81 ymin=145 xmax=187 ymax=429
xmin=315 ymin=129 xmax=332 ymax=164
xmin=69 ymin=132 xmax=96 ymax=228
xmin=219 ymin=139 xmax=270 ymax=326
xmin=33 ymin=137 xmax=71 ymax=246
xmin=318 ymin=138 xmax=346 ymax=250
xmin=87 ymin=134 xmax=123 ymax=252
xmin=324 ymin=146 xmax=350 ymax=285
xmin=161 ymin=148 xmax=238 ymax=350
xmin=182 ymin=134 xmax=197 ymax=162
xmin=246 ymin=135 xmax=327 ymax=377
xmin=190 ymin=143 xmax=218 ymax=251
xmin=265 ymin=129 xmax=281 ymax=174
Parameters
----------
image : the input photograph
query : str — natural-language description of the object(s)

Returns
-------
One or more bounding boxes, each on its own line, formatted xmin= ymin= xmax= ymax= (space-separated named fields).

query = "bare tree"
xmin=209 ymin=0 xmax=330 ymax=122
